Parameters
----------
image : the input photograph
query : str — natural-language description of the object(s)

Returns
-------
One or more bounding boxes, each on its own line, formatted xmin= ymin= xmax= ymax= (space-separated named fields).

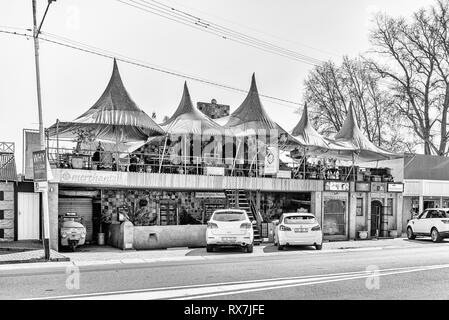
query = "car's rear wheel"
xmin=206 ymin=244 xmax=214 ymax=252
xmin=246 ymin=244 xmax=253 ymax=253
xmin=315 ymin=244 xmax=322 ymax=251
xmin=431 ymin=228 xmax=442 ymax=243
xmin=277 ymin=244 xmax=284 ymax=251
xmin=407 ymin=227 xmax=416 ymax=240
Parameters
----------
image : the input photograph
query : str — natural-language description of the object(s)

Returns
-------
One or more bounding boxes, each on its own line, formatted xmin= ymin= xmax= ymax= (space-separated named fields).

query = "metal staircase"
xmin=225 ymin=190 xmax=262 ymax=245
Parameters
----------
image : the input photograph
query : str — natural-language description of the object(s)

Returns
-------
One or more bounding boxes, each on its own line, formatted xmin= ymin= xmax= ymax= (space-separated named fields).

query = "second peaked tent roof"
xmin=225 ymin=74 xmax=300 ymax=148
xmin=161 ymin=82 xmax=224 ymax=135
xmin=225 ymin=73 xmax=283 ymax=134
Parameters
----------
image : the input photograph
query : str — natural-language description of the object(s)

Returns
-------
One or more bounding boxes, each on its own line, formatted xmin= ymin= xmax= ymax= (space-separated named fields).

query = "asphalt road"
xmin=1 ymin=242 xmax=449 ymax=300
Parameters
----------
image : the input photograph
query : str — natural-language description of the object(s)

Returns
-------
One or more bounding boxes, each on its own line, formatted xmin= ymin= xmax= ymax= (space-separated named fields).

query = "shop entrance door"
xmin=322 ymin=196 xmax=348 ymax=240
xmin=424 ymin=200 xmax=436 ymax=210
xmin=370 ymin=200 xmax=383 ymax=237
xmin=159 ymin=200 xmax=177 ymax=225
xmin=17 ymin=192 xmax=40 ymax=240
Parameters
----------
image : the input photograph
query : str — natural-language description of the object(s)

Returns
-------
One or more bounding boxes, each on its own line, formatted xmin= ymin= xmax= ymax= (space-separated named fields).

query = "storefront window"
xmin=443 ymin=198 xmax=449 ymax=208
xmin=356 ymin=198 xmax=363 ymax=216
xmin=323 ymin=199 xmax=346 ymax=236
xmin=261 ymin=192 xmax=311 ymax=222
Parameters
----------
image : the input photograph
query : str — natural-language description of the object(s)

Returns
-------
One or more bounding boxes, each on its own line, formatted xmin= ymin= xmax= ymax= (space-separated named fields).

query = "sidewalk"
xmin=0 ymin=249 xmax=70 ymax=264
xmin=0 ymin=237 xmax=446 ymax=268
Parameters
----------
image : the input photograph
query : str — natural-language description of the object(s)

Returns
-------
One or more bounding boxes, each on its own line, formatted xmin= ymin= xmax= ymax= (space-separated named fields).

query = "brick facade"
xmin=0 ymin=182 xmax=14 ymax=241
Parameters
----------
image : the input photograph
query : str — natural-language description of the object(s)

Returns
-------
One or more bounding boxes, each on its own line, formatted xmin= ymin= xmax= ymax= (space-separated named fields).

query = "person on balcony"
xmin=129 ymin=153 xmax=139 ymax=172
xmin=92 ymin=142 xmax=103 ymax=170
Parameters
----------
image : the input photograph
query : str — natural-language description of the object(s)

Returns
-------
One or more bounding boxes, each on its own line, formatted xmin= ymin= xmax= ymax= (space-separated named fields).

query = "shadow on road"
xmin=263 ymin=244 xmax=317 ymax=253
xmin=186 ymin=247 xmax=252 ymax=256
xmin=403 ymin=238 xmax=449 ymax=245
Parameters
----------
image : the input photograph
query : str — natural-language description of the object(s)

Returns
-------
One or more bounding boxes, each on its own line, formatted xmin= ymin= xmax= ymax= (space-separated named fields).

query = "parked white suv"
xmin=407 ymin=208 xmax=449 ymax=242
xmin=206 ymin=209 xmax=254 ymax=253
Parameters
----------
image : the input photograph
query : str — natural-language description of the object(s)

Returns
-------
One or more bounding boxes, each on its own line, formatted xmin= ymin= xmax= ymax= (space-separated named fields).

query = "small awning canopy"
xmin=161 ymin=82 xmax=225 ymax=136
xmin=47 ymin=59 xmax=165 ymax=143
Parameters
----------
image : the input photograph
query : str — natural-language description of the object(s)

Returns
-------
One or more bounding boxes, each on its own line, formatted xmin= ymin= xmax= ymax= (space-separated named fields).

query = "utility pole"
xmin=32 ymin=0 xmax=56 ymax=261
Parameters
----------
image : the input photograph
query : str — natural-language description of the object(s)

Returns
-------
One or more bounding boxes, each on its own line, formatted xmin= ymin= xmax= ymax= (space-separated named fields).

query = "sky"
xmin=0 ymin=0 xmax=437 ymax=172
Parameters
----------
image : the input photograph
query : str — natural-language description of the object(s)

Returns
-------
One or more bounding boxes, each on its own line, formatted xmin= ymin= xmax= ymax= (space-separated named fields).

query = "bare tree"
xmin=303 ymin=56 xmax=408 ymax=152
xmin=367 ymin=0 xmax=449 ymax=155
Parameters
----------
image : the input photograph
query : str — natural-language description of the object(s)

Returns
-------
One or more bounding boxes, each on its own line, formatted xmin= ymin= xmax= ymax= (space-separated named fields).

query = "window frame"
xmin=356 ymin=198 xmax=364 ymax=216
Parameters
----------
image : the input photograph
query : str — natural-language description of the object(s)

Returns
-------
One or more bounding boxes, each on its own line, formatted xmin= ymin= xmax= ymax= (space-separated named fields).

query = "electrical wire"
xmin=0 ymin=28 xmax=308 ymax=112
xmin=115 ymin=0 xmax=324 ymax=66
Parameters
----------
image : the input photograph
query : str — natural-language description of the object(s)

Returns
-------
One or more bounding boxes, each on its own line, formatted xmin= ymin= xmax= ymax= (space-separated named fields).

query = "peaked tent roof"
xmin=328 ymin=103 xmax=402 ymax=161
xmin=291 ymin=103 xmax=329 ymax=150
xmin=225 ymin=73 xmax=280 ymax=133
xmin=47 ymin=59 xmax=165 ymax=142
xmin=225 ymin=74 xmax=301 ymax=149
xmin=161 ymin=82 xmax=224 ymax=135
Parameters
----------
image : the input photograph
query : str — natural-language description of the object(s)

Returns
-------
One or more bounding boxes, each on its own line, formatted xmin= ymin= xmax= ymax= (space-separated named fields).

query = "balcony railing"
xmin=47 ymin=147 xmax=395 ymax=183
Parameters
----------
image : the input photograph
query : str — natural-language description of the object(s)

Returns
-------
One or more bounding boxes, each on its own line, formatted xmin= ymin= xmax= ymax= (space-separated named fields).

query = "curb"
xmin=0 ymin=256 xmax=70 ymax=265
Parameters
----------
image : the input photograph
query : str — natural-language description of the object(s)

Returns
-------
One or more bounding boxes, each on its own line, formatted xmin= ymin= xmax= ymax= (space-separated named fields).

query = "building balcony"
xmin=48 ymin=147 xmax=398 ymax=192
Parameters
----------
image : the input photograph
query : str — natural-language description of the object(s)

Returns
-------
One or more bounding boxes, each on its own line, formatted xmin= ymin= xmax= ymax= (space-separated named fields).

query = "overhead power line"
xmin=0 ymin=28 xmax=307 ymax=112
xmin=115 ymin=0 xmax=325 ymax=66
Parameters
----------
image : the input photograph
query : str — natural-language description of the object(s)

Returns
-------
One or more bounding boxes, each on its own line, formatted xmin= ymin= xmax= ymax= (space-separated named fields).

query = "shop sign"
xmin=324 ymin=181 xmax=349 ymax=192
xmin=196 ymin=192 xmax=226 ymax=199
xmin=34 ymin=181 xmax=48 ymax=193
xmin=371 ymin=182 xmax=386 ymax=192
xmin=24 ymin=130 xmax=40 ymax=180
xmin=388 ymin=183 xmax=404 ymax=193
xmin=32 ymin=150 xmax=47 ymax=182
xmin=264 ymin=146 xmax=279 ymax=175
xmin=204 ymin=166 xmax=225 ymax=176
xmin=276 ymin=170 xmax=291 ymax=179
xmin=355 ymin=182 xmax=370 ymax=192
xmin=57 ymin=170 xmax=126 ymax=186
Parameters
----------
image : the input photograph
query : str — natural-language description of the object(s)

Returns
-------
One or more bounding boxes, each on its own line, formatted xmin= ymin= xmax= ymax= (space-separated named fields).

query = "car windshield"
xmin=284 ymin=215 xmax=316 ymax=224
xmin=213 ymin=211 xmax=246 ymax=222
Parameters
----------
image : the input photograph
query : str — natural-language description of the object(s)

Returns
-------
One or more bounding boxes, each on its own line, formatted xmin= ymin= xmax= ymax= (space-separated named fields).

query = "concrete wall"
xmin=133 ymin=225 xmax=207 ymax=250
xmin=0 ymin=182 xmax=14 ymax=241
xmin=310 ymin=192 xmax=322 ymax=226
xmin=107 ymin=221 xmax=134 ymax=250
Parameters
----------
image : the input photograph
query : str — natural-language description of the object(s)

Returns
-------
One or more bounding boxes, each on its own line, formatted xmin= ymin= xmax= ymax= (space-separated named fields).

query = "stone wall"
xmin=0 ymin=182 xmax=14 ymax=241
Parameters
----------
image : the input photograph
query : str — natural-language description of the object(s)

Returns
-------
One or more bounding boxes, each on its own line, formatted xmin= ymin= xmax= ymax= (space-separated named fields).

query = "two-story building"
xmin=36 ymin=61 xmax=404 ymax=251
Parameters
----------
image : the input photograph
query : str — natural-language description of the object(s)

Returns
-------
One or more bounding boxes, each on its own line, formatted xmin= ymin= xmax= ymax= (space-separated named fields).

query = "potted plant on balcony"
xmin=71 ymin=128 xmax=95 ymax=169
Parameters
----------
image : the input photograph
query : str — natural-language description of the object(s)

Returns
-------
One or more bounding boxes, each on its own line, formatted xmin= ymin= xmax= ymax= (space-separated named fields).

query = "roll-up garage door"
xmin=58 ymin=198 xmax=93 ymax=242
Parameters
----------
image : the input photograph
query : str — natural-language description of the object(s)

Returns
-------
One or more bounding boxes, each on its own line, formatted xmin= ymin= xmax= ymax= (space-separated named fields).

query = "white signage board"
xmin=264 ymin=146 xmax=279 ymax=175
xmin=34 ymin=181 xmax=48 ymax=193
xmin=204 ymin=166 xmax=225 ymax=176
xmin=388 ymin=183 xmax=404 ymax=193
xmin=276 ymin=170 xmax=291 ymax=179
xmin=324 ymin=181 xmax=350 ymax=192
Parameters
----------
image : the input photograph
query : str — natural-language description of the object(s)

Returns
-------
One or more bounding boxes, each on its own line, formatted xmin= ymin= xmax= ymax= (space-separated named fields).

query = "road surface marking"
xmin=31 ymin=263 xmax=449 ymax=300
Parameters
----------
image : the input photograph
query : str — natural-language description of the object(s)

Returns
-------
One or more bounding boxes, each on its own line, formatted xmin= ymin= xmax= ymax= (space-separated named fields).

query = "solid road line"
xmin=31 ymin=263 xmax=449 ymax=300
